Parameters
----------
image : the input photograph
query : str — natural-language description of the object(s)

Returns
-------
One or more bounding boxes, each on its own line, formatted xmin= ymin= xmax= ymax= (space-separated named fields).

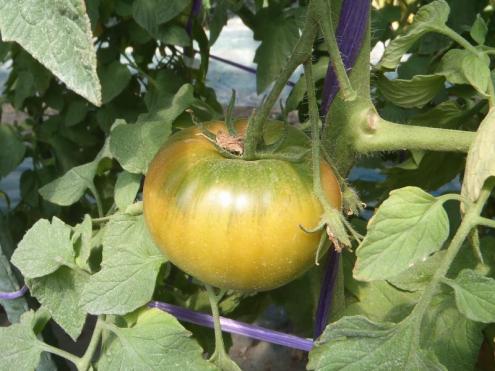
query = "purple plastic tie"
xmin=314 ymin=250 xmax=340 ymax=338
xmin=186 ymin=0 xmax=203 ymax=36
xmin=314 ymin=0 xmax=370 ymax=339
xmin=321 ymin=0 xmax=371 ymax=115
xmin=0 ymin=285 xmax=28 ymax=300
xmin=149 ymin=301 xmax=314 ymax=352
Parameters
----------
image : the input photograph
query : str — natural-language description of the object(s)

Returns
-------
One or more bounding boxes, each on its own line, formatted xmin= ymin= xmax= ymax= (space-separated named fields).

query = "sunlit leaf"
xmin=0 ymin=311 xmax=42 ymax=370
xmin=354 ymin=187 xmax=449 ymax=281
xmin=308 ymin=316 xmax=446 ymax=370
xmin=80 ymin=214 xmax=166 ymax=315
xmin=443 ymin=269 xmax=495 ymax=323
xmin=11 ymin=217 xmax=75 ymax=279
xmin=0 ymin=0 xmax=101 ymax=105
xmin=379 ymin=0 xmax=450 ymax=69
xmin=114 ymin=171 xmax=142 ymax=210
xmin=27 ymin=267 xmax=89 ymax=341
xmin=39 ymin=160 xmax=98 ymax=206
xmin=98 ymin=308 xmax=216 ymax=370
xmin=462 ymin=108 xmax=495 ymax=201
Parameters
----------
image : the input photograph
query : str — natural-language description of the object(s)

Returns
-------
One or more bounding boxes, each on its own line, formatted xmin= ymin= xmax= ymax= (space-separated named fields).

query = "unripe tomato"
xmin=143 ymin=120 xmax=341 ymax=292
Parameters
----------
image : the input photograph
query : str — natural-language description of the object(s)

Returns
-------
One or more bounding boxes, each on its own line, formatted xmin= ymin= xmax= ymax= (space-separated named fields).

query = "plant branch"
xmin=354 ymin=112 xmax=475 ymax=154
xmin=242 ymin=15 xmax=317 ymax=160
xmin=434 ymin=26 xmax=480 ymax=56
xmin=411 ymin=181 xmax=494 ymax=325
xmin=38 ymin=341 xmax=81 ymax=368
xmin=76 ymin=316 xmax=105 ymax=371
xmin=205 ymin=284 xmax=240 ymax=371
xmin=476 ymin=216 xmax=495 ymax=229
xmin=312 ymin=0 xmax=356 ymax=102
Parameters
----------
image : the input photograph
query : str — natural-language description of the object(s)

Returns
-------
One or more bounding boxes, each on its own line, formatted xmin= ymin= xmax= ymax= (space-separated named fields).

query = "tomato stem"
xmin=76 ymin=315 xmax=105 ymax=371
xmin=313 ymin=0 xmax=356 ymax=102
xmin=242 ymin=13 xmax=317 ymax=160
xmin=410 ymin=180 xmax=494 ymax=330
xmin=205 ymin=284 xmax=241 ymax=371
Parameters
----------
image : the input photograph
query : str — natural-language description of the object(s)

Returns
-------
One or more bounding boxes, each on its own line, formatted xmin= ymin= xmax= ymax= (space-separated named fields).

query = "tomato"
xmin=143 ymin=120 xmax=341 ymax=292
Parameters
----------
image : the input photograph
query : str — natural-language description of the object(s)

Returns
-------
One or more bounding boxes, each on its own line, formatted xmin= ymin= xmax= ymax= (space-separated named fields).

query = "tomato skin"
xmin=143 ymin=120 xmax=341 ymax=292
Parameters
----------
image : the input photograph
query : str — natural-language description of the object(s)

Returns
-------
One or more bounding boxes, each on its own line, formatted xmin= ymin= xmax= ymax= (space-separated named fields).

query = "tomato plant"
xmin=0 ymin=0 xmax=494 ymax=370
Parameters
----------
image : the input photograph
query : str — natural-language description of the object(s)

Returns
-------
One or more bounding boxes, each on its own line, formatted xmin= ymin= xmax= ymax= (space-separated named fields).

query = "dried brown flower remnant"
xmin=215 ymin=130 xmax=244 ymax=155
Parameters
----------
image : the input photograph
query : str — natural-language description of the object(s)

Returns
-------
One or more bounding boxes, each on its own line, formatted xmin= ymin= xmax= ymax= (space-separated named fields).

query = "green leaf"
xmin=308 ymin=316 xmax=446 ymax=370
xmin=253 ymin=8 xmax=300 ymax=93
xmin=110 ymin=84 xmax=195 ymax=174
xmin=344 ymin=280 xmax=419 ymax=323
xmin=421 ymin=289 xmax=484 ymax=371
xmin=376 ymin=74 xmax=445 ymax=109
xmin=470 ymin=14 xmax=487 ymax=45
xmin=379 ymin=0 xmax=450 ymax=69
xmin=436 ymin=49 xmax=490 ymax=95
xmin=11 ymin=217 xmax=75 ymax=279
xmin=73 ymin=214 xmax=93 ymax=271
xmin=155 ymin=25 xmax=191 ymax=47
xmin=0 ymin=0 xmax=101 ymax=105
xmin=27 ymin=267 xmax=89 ymax=341
xmin=99 ymin=62 xmax=132 ymax=104
xmin=115 ymin=171 xmax=142 ymax=210
xmin=388 ymin=251 xmax=446 ymax=292
xmin=98 ymin=308 xmax=216 ymax=370
xmin=80 ymin=214 xmax=166 ymax=315
xmin=354 ymin=187 xmax=449 ymax=281
xmin=0 ymin=311 xmax=43 ymax=371
xmin=443 ymin=269 xmax=495 ymax=323
xmin=208 ymin=0 xmax=228 ymax=46
xmin=64 ymin=100 xmax=88 ymax=127
xmin=132 ymin=0 xmax=189 ymax=35
xmin=109 ymin=119 xmax=170 ymax=175
xmin=38 ymin=160 xmax=98 ymax=206
xmin=0 ymin=125 xmax=25 ymax=178
xmin=462 ymin=108 xmax=495 ymax=202
xmin=409 ymin=100 xmax=464 ymax=129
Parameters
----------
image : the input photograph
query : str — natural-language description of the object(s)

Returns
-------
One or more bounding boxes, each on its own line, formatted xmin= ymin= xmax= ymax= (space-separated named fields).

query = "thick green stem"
xmin=242 ymin=16 xmax=317 ymax=160
xmin=312 ymin=0 xmax=356 ymax=101
xmin=205 ymin=285 xmax=240 ymax=371
xmin=411 ymin=183 xmax=493 ymax=324
xmin=76 ymin=316 xmax=105 ymax=371
xmin=354 ymin=113 xmax=475 ymax=154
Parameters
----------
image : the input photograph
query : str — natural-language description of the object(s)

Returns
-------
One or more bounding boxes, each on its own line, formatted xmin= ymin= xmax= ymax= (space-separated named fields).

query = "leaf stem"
xmin=312 ymin=0 xmax=356 ymax=101
xmin=242 ymin=15 xmax=317 ymax=160
xmin=205 ymin=284 xmax=240 ymax=371
xmin=476 ymin=216 xmax=495 ymax=229
xmin=38 ymin=341 xmax=81 ymax=367
xmin=76 ymin=316 xmax=105 ymax=371
xmin=88 ymin=184 xmax=104 ymax=218
xmin=435 ymin=26 xmax=480 ymax=56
